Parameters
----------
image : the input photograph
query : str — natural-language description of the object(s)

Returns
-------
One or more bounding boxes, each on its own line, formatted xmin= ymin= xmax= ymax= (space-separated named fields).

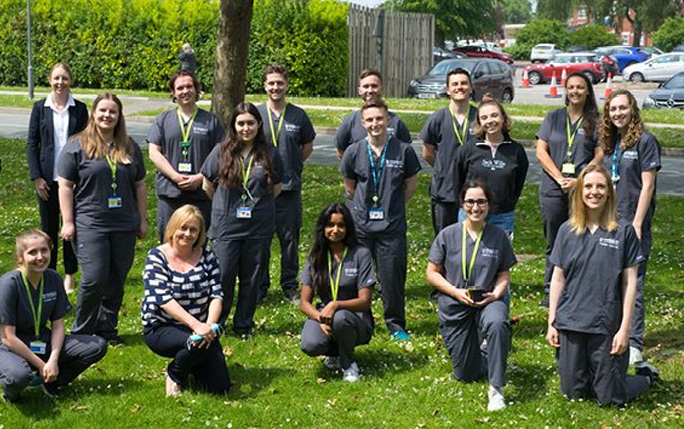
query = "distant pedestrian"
xmin=178 ymin=43 xmax=197 ymax=74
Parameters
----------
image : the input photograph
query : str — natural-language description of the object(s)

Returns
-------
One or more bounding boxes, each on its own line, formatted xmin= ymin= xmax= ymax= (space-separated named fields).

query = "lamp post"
xmin=27 ymin=0 xmax=34 ymax=99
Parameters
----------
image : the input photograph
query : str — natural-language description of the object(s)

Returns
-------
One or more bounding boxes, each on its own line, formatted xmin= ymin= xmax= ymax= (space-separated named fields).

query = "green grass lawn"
xmin=0 ymin=138 xmax=682 ymax=428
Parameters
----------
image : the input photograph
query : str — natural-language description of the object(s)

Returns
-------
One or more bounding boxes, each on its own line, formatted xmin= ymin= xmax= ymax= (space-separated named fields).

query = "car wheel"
xmin=528 ymin=71 xmax=542 ymax=85
xmin=630 ymin=72 xmax=645 ymax=83
xmin=581 ymin=70 xmax=598 ymax=84
xmin=502 ymin=88 xmax=513 ymax=103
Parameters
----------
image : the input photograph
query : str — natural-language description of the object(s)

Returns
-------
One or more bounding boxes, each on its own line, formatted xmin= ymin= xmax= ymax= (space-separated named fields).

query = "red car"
xmin=523 ymin=53 xmax=605 ymax=85
xmin=452 ymin=45 xmax=514 ymax=64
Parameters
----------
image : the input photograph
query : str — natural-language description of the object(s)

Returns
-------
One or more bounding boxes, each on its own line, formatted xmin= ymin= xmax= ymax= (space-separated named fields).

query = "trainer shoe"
xmin=392 ymin=330 xmax=411 ymax=341
xmin=487 ymin=385 xmax=506 ymax=411
xmin=629 ymin=346 xmax=644 ymax=366
xmin=323 ymin=356 xmax=341 ymax=370
xmin=636 ymin=361 xmax=660 ymax=385
xmin=166 ymin=373 xmax=182 ymax=397
xmin=342 ymin=362 xmax=360 ymax=382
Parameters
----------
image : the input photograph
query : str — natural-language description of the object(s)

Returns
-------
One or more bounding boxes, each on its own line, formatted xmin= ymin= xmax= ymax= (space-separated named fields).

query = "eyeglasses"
xmin=463 ymin=199 xmax=489 ymax=208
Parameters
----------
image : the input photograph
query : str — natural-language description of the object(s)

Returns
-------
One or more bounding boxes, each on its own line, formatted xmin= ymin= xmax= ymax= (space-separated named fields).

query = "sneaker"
xmin=635 ymin=361 xmax=660 ymax=385
xmin=283 ymin=289 xmax=300 ymax=306
xmin=166 ymin=373 xmax=182 ymax=397
xmin=40 ymin=383 xmax=58 ymax=399
xmin=629 ymin=346 xmax=644 ymax=366
xmin=487 ymin=385 xmax=505 ymax=411
xmin=323 ymin=356 xmax=341 ymax=370
xmin=342 ymin=362 xmax=360 ymax=382
xmin=391 ymin=330 xmax=411 ymax=341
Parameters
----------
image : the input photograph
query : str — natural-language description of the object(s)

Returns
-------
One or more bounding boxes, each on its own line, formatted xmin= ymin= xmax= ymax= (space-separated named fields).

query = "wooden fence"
xmin=347 ymin=5 xmax=434 ymax=98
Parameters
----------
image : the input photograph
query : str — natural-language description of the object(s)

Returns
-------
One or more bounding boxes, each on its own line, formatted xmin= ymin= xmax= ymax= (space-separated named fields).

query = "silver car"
xmin=623 ymin=53 xmax=684 ymax=82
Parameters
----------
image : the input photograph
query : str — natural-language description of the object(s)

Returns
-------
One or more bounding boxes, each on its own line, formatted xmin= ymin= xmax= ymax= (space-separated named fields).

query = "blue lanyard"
xmin=611 ymin=137 xmax=623 ymax=180
xmin=366 ymin=138 xmax=389 ymax=201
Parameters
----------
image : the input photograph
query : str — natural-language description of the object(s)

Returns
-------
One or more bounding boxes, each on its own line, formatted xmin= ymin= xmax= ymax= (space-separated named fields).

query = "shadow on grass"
xmin=507 ymin=361 xmax=554 ymax=404
xmin=227 ymin=366 xmax=294 ymax=400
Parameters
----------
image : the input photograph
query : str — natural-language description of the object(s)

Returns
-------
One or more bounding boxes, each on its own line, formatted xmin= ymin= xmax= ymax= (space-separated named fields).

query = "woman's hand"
xmin=546 ymin=325 xmax=560 ymax=348
xmin=473 ymin=290 xmax=501 ymax=307
xmin=319 ymin=323 xmax=332 ymax=337
xmin=560 ymin=178 xmax=576 ymax=193
xmin=452 ymin=288 xmax=474 ymax=306
xmin=137 ymin=218 xmax=148 ymax=238
xmin=611 ymin=328 xmax=629 ymax=355
xmin=42 ymin=358 xmax=60 ymax=383
xmin=34 ymin=178 xmax=50 ymax=201
xmin=192 ymin=322 xmax=216 ymax=348
xmin=318 ymin=301 xmax=338 ymax=325
xmin=61 ymin=221 xmax=75 ymax=241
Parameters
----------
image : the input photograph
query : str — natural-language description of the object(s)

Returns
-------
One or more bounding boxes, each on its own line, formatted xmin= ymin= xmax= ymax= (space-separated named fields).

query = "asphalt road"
xmin=2 ymin=110 xmax=681 ymax=196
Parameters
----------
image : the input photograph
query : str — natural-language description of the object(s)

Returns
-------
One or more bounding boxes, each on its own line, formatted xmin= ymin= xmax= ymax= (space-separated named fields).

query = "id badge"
xmin=561 ymin=162 xmax=576 ymax=176
xmin=611 ymin=174 xmax=620 ymax=184
xmin=178 ymin=162 xmax=192 ymax=173
xmin=236 ymin=206 xmax=252 ymax=219
xmin=108 ymin=196 xmax=123 ymax=209
xmin=30 ymin=340 xmax=47 ymax=355
xmin=369 ymin=208 xmax=385 ymax=221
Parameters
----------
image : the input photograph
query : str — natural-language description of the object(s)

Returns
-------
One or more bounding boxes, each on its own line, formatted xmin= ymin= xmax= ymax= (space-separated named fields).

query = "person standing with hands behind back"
xmin=27 ymin=63 xmax=88 ymax=294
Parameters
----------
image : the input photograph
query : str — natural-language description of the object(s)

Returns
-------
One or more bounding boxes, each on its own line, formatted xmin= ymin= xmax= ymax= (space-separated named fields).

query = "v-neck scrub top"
xmin=335 ymin=110 xmax=412 ymax=152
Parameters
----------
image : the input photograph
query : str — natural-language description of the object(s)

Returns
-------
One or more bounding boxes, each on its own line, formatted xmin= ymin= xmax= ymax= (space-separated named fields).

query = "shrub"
xmin=511 ymin=19 xmax=569 ymax=60
xmin=653 ymin=16 xmax=684 ymax=53
xmin=567 ymin=24 xmax=620 ymax=50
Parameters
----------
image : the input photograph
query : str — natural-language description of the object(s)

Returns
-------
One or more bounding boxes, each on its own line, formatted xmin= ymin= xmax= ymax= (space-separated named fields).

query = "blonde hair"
xmin=598 ymin=89 xmax=644 ymax=155
xmin=15 ymin=229 xmax=52 ymax=268
xmin=78 ymin=92 xmax=133 ymax=163
xmin=569 ymin=165 xmax=618 ymax=235
xmin=164 ymin=205 xmax=206 ymax=249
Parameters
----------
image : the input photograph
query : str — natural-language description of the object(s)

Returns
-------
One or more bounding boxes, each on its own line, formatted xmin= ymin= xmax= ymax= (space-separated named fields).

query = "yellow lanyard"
xmin=177 ymin=108 xmax=198 ymax=157
xmin=449 ymin=104 xmax=472 ymax=146
xmin=565 ymin=114 xmax=584 ymax=161
xmin=241 ymin=152 xmax=255 ymax=193
xmin=327 ymin=247 xmax=348 ymax=301
xmin=266 ymin=104 xmax=287 ymax=146
xmin=20 ymin=271 xmax=44 ymax=338
xmin=105 ymin=153 xmax=118 ymax=194
xmin=462 ymin=223 xmax=484 ymax=284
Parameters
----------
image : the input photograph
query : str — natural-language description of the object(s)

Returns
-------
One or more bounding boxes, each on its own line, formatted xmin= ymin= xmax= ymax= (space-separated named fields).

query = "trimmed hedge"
xmin=0 ymin=0 xmax=348 ymax=96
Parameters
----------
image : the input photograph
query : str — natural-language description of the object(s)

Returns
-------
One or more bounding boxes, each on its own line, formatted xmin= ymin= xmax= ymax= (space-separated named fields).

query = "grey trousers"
xmin=260 ymin=190 xmax=302 ymax=296
xmin=431 ymin=200 xmax=458 ymax=236
xmin=0 ymin=335 xmax=107 ymax=398
xmin=212 ymin=237 xmax=270 ymax=333
xmin=72 ymin=230 xmax=136 ymax=336
xmin=358 ymin=234 xmax=407 ymax=333
xmin=156 ymin=196 xmax=212 ymax=244
xmin=300 ymin=309 xmax=373 ymax=370
xmin=438 ymin=300 xmax=511 ymax=388
xmin=539 ymin=194 xmax=570 ymax=296
xmin=558 ymin=329 xmax=650 ymax=406
xmin=630 ymin=228 xmax=651 ymax=352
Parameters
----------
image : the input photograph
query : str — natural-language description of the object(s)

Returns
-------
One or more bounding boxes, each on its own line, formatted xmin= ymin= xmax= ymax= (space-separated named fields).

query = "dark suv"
xmin=408 ymin=58 xmax=515 ymax=102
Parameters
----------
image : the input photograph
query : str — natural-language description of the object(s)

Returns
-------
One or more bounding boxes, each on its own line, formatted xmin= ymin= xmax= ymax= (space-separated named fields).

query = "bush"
xmin=511 ymin=19 xmax=569 ymax=60
xmin=653 ymin=16 xmax=684 ymax=52
xmin=567 ymin=24 xmax=619 ymax=50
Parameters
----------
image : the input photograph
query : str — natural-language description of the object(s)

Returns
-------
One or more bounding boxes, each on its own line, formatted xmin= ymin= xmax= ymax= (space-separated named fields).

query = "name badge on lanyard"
xmin=561 ymin=162 xmax=576 ymax=176
xmin=237 ymin=153 xmax=255 ymax=219
xmin=178 ymin=162 xmax=192 ymax=173
xmin=105 ymin=154 xmax=122 ymax=209
xmin=21 ymin=272 xmax=47 ymax=354
xmin=30 ymin=341 xmax=47 ymax=354
xmin=369 ymin=207 xmax=385 ymax=220
xmin=563 ymin=115 xmax=583 ymax=177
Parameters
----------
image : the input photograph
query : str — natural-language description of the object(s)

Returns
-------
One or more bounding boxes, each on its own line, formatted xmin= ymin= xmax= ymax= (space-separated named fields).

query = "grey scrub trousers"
xmin=603 ymin=131 xmax=661 ymax=352
xmin=429 ymin=222 xmax=517 ymax=387
xmin=340 ymin=136 xmax=421 ymax=334
xmin=257 ymin=103 xmax=316 ymax=297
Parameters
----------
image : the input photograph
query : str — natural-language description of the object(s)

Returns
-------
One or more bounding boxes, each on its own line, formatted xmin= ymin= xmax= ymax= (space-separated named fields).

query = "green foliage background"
xmin=506 ymin=19 xmax=569 ymax=61
xmin=0 ymin=0 xmax=348 ymax=96
xmin=653 ymin=17 xmax=684 ymax=53
xmin=567 ymin=24 xmax=620 ymax=50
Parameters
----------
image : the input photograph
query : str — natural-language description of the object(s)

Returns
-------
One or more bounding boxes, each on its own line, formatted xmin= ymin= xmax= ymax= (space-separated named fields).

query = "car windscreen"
xmin=427 ymin=61 xmax=475 ymax=77
xmin=664 ymin=74 xmax=684 ymax=89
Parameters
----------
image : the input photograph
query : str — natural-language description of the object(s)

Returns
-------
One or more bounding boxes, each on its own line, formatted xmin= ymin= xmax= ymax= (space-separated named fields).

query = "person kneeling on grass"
xmin=142 ymin=205 xmax=231 ymax=396
xmin=299 ymin=203 xmax=375 ymax=382
xmin=546 ymin=165 xmax=657 ymax=407
xmin=0 ymin=230 xmax=107 ymax=403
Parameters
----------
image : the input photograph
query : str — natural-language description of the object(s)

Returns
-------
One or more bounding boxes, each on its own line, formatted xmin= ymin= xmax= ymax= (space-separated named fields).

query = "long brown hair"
xmin=564 ymin=72 xmax=599 ymax=137
xmin=569 ymin=164 xmax=618 ymax=235
xmin=473 ymin=98 xmax=512 ymax=139
xmin=598 ymin=89 xmax=644 ymax=155
xmin=78 ymin=92 xmax=133 ymax=163
xmin=218 ymin=102 xmax=274 ymax=189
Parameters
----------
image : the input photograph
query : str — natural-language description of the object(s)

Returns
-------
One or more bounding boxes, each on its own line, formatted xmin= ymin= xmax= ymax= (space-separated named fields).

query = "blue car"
xmin=594 ymin=46 xmax=661 ymax=72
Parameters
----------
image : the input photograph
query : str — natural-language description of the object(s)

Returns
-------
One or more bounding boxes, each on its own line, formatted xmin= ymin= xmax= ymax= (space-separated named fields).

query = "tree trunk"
xmin=212 ymin=0 xmax=254 ymax=129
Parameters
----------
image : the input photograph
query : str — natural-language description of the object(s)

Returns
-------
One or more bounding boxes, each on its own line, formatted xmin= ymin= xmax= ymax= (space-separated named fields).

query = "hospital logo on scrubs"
xmin=388 ymin=127 xmax=396 ymax=136
xmin=577 ymin=128 xmax=585 ymax=135
xmin=481 ymin=159 xmax=506 ymax=171
xmin=43 ymin=291 xmax=58 ymax=303
xmin=285 ymin=124 xmax=300 ymax=133
xmin=623 ymin=151 xmax=638 ymax=160
xmin=345 ymin=268 xmax=358 ymax=277
xmin=598 ymin=238 xmax=619 ymax=250
xmin=480 ymin=247 xmax=499 ymax=258
xmin=192 ymin=126 xmax=209 ymax=135
xmin=385 ymin=160 xmax=404 ymax=169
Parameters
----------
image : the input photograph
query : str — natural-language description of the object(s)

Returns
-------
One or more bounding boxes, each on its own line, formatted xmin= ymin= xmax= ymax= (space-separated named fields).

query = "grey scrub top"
xmin=536 ymin=108 xmax=598 ymax=197
xmin=146 ymin=108 xmax=224 ymax=200
xmin=257 ymin=103 xmax=316 ymax=191
xmin=550 ymin=220 xmax=644 ymax=335
xmin=0 ymin=269 xmax=70 ymax=345
xmin=201 ymin=144 xmax=283 ymax=240
xmin=602 ymin=130 xmax=661 ymax=222
xmin=339 ymin=136 xmax=421 ymax=237
xmin=428 ymin=222 xmax=516 ymax=323
xmin=335 ymin=110 xmax=412 ymax=152
xmin=419 ymin=105 xmax=478 ymax=203
xmin=57 ymin=138 xmax=146 ymax=232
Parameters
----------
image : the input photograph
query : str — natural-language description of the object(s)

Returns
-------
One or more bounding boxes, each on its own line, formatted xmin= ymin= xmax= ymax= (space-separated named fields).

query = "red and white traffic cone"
xmin=522 ymin=69 xmax=530 ymax=88
xmin=545 ymin=70 xmax=561 ymax=98
xmin=560 ymin=68 xmax=567 ymax=87
xmin=603 ymin=73 xmax=613 ymax=99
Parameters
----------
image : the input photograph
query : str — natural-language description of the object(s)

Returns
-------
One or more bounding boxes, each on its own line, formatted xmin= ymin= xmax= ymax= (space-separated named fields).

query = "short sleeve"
xmin=404 ymin=144 xmax=422 ymax=178
xmin=57 ymin=139 xmax=80 ymax=182
xmin=133 ymin=143 xmax=146 ymax=181
xmin=395 ymin=118 xmax=412 ymax=143
xmin=355 ymin=247 xmax=376 ymax=289
xmin=300 ymin=259 xmax=313 ymax=286
xmin=142 ymin=249 xmax=174 ymax=306
xmin=418 ymin=111 xmax=439 ymax=145
xmin=201 ymin=145 xmax=221 ymax=182
xmin=428 ymin=231 xmax=447 ymax=266
xmin=536 ymin=110 xmax=554 ymax=141
xmin=496 ymin=231 xmax=517 ymax=272
xmin=335 ymin=115 xmax=353 ymax=151
xmin=205 ymin=250 xmax=223 ymax=300
xmin=300 ymin=113 xmax=316 ymax=144
xmin=0 ymin=274 xmax=18 ymax=326
xmin=623 ymin=224 xmax=645 ymax=268
xmin=339 ymin=146 xmax=357 ymax=180
xmin=639 ymin=132 xmax=662 ymax=172
xmin=549 ymin=223 xmax=568 ymax=268
xmin=146 ymin=114 xmax=165 ymax=145
xmin=212 ymin=116 xmax=226 ymax=144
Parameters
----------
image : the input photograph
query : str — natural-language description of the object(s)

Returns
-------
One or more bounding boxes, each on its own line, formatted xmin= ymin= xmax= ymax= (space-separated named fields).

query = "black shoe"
xmin=256 ymin=289 xmax=268 ymax=305
xmin=283 ymin=289 xmax=300 ymax=305
xmin=98 ymin=332 xmax=123 ymax=346
xmin=40 ymin=383 xmax=59 ymax=399
xmin=636 ymin=362 xmax=660 ymax=385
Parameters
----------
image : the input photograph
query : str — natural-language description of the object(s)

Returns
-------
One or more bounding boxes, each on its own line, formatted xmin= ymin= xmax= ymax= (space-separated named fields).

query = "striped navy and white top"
xmin=141 ymin=247 xmax=222 ymax=328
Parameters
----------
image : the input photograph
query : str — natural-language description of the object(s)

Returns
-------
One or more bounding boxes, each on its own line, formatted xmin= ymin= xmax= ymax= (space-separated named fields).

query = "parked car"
xmin=623 ymin=53 xmax=684 ymax=82
xmin=523 ymin=53 xmax=604 ymax=85
xmin=452 ymin=45 xmax=514 ymax=64
xmin=594 ymin=46 xmax=661 ymax=72
xmin=433 ymin=47 xmax=465 ymax=65
xmin=530 ymin=43 xmax=562 ymax=63
xmin=642 ymin=71 xmax=684 ymax=109
xmin=567 ymin=46 xmax=590 ymax=53
xmin=408 ymin=58 xmax=515 ymax=102
xmin=672 ymin=45 xmax=684 ymax=52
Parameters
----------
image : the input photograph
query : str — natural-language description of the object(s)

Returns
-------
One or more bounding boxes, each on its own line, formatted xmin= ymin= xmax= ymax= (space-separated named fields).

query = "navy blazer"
xmin=27 ymin=98 xmax=88 ymax=181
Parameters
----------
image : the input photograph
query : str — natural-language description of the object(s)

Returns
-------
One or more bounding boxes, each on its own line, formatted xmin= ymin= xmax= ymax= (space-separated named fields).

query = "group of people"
xmin=0 ymin=62 xmax=660 ymax=411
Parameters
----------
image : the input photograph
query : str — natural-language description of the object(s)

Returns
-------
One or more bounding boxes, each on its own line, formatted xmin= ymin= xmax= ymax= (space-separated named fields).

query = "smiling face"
xmin=324 ymin=213 xmax=347 ymax=244
xmin=93 ymin=99 xmax=120 ymax=134
xmin=565 ymin=76 xmax=588 ymax=107
xmin=608 ymin=94 xmax=632 ymax=130
xmin=462 ymin=186 xmax=489 ymax=223
xmin=264 ymin=72 xmax=289 ymax=103
xmin=582 ymin=171 xmax=609 ymax=211
xmin=49 ymin=66 xmax=71 ymax=97
xmin=172 ymin=75 xmax=197 ymax=108
xmin=357 ymin=75 xmax=382 ymax=101
xmin=19 ymin=236 xmax=51 ymax=275
xmin=447 ymin=72 xmax=472 ymax=103
xmin=234 ymin=112 xmax=259 ymax=143
xmin=171 ymin=217 xmax=201 ymax=250
xmin=477 ymin=104 xmax=503 ymax=137
xmin=361 ymin=106 xmax=389 ymax=138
